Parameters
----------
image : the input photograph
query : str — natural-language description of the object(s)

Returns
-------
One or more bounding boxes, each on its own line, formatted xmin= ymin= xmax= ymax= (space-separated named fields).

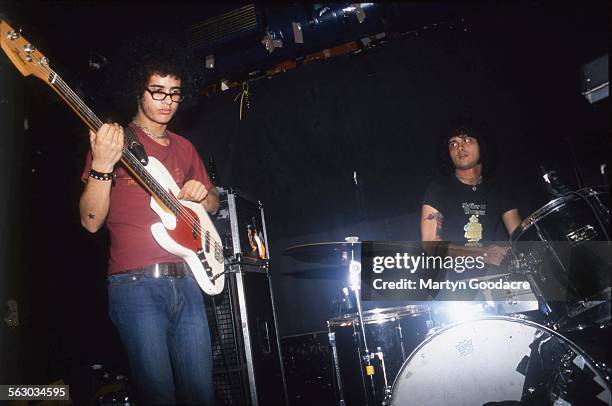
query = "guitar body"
xmin=146 ymin=157 xmax=225 ymax=296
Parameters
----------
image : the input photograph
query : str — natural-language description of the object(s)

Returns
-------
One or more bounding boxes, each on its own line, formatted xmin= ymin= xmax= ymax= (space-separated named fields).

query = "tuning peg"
xmin=22 ymin=43 xmax=36 ymax=62
xmin=7 ymin=28 xmax=21 ymax=40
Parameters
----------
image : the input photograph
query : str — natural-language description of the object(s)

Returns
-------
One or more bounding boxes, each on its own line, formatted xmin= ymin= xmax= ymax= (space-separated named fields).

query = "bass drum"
xmin=389 ymin=317 xmax=611 ymax=406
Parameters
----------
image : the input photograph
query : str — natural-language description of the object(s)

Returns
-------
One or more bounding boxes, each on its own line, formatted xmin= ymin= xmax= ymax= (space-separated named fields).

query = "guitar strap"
xmin=123 ymin=125 xmax=149 ymax=166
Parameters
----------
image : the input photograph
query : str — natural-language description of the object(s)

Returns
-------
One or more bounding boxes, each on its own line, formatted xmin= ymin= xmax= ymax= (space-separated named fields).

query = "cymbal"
xmin=283 ymin=242 xmax=361 ymax=265
xmin=283 ymin=266 xmax=347 ymax=280
xmin=283 ymin=241 xmax=425 ymax=265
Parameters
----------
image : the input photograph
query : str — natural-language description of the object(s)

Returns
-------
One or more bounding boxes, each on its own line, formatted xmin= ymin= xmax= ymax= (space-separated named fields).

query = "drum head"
xmin=390 ymin=317 xmax=611 ymax=405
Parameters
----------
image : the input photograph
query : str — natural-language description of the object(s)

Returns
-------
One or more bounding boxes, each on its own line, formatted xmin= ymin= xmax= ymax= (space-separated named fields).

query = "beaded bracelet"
xmin=88 ymin=168 xmax=114 ymax=181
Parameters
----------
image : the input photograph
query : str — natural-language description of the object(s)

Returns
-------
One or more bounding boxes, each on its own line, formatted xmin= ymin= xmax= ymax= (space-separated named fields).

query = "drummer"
xmin=420 ymin=121 xmax=522 ymax=264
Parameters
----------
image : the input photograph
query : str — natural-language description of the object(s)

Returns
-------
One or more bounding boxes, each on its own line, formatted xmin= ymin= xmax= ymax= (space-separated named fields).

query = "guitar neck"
xmin=46 ymin=70 xmax=103 ymax=132
xmin=0 ymin=20 xmax=179 ymax=216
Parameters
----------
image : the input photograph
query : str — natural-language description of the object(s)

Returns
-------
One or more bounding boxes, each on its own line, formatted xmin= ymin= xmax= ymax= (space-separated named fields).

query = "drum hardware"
xmin=513 ymin=258 xmax=601 ymax=330
xmin=328 ymin=331 xmax=346 ymax=406
xmin=520 ymin=265 xmax=555 ymax=320
xmin=509 ymin=252 xmax=558 ymax=320
xmin=345 ymin=237 xmax=379 ymax=406
xmin=566 ymin=224 xmax=597 ymax=243
xmin=375 ymin=348 xmax=394 ymax=406
xmin=371 ymin=349 xmax=391 ymax=401
xmin=284 ymin=237 xmax=380 ymax=405
xmin=395 ymin=321 xmax=407 ymax=361
xmin=508 ymin=312 xmax=529 ymax=321
xmin=362 ymin=349 xmax=392 ymax=405
xmin=328 ymin=306 xmax=431 ymax=406
xmin=567 ymin=190 xmax=611 ymax=240
xmin=451 ymin=270 xmax=540 ymax=317
xmin=511 ymin=187 xmax=611 ymax=329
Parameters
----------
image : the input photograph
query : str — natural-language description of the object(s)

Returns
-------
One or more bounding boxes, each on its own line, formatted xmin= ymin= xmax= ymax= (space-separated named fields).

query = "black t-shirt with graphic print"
xmin=422 ymin=175 xmax=516 ymax=244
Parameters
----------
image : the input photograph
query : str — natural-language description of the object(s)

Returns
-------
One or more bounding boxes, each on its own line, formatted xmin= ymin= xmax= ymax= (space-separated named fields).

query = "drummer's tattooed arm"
xmin=421 ymin=205 xmax=444 ymax=241
xmin=426 ymin=212 xmax=444 ymax=239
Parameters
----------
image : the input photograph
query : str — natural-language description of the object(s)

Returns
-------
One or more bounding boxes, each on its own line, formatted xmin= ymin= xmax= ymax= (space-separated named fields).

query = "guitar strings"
xmin=45 ymin=72 xmax=223 ymax=253
xmin=120 ymin=150 xmax=224 ymax=254
xmin=30 ymin=54 xmax=224 ymax=256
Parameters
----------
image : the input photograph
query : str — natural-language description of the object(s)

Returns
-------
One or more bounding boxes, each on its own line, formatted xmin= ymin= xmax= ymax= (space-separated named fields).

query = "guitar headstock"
xmin=1 ymin=19 xmax=53 ymax=82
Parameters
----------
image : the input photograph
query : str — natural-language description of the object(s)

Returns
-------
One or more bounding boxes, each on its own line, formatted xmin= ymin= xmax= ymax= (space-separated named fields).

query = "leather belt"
xmin=120 ymin=262 xmax=191 ymax=278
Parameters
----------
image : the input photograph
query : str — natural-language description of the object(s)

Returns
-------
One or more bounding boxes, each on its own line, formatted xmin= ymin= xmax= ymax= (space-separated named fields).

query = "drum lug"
xmin=382 ymin=387 xmax=393 ymax=406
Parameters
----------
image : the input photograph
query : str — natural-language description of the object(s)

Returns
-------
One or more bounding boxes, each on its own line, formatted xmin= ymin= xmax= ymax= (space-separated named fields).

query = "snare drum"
xmin=327 ymin=305 xmax=431 ymax=405
xmin=389 ymin=316 xmax=611 ymax=405
xmin=511 ymin=187 xmax=611 ymax=325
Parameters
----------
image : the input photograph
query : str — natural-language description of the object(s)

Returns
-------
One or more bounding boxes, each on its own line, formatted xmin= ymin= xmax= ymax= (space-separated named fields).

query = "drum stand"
xmin=513 ymin=251 xmax=559 ymax=327
xmin=327 ymin=330 xmax=345 ymax=406
xmin=514 ymin=235 xmax=585 ymax=331
xmin=346 ymin=240 xmax=383 ymax=406
xmin=353 ymin=283 xmax=378 ymax=405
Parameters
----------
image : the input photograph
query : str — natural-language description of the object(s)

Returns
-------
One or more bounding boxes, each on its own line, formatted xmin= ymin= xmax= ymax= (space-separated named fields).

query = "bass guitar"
xmin=0 ymin=20 xmax=225 ymax=295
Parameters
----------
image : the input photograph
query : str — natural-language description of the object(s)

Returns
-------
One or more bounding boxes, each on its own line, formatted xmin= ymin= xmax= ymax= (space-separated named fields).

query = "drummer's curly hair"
xmin=438 ymin=118 xmax=497 ymax=176
xmin=105 ymin=31 xmax=203 ymax=116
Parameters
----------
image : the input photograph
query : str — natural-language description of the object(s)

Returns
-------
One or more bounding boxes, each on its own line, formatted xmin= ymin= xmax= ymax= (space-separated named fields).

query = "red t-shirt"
xmin=81 ymin=123 xmax=213 ymax=274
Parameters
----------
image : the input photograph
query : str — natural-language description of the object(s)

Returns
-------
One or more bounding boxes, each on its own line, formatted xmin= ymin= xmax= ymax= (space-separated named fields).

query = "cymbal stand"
xmin=347 ymin=239 xmax=377 ymax=405
xmin=328 ymin=330 xmax=346 ymax=406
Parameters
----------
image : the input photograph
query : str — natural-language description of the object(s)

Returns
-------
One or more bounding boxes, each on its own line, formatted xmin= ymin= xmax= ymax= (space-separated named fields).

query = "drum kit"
xmin=283 ymin=187 xmax=611 ymax=405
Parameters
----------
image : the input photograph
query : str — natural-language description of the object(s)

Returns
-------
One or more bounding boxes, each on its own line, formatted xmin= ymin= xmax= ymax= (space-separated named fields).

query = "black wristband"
xmin=89 ymin=168 xmax=114 ymax=181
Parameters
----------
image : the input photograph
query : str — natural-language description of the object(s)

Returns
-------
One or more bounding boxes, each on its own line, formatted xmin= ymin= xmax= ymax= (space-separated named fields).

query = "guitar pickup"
xmin=191 ymin=220 xmax=198 ymax=240
xmin=204 ymin=230 xmax=210 ymax=253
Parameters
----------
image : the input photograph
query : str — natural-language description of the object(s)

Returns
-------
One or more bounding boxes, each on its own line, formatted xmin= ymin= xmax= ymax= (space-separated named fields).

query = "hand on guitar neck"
xmin=79 ymin=124 xmax=124 ymax=232
xmin=89 ymin=123 xmax=124 ymax=173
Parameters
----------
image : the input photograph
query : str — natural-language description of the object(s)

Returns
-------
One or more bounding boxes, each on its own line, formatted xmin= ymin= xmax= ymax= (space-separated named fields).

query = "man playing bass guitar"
xmin=79 ymin=38 xmax=218 ymax=405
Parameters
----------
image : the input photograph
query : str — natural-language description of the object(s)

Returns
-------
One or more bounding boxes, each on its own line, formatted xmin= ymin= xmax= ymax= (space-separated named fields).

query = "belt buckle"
xmin=153 ymin=264 xmax=161 ymax=278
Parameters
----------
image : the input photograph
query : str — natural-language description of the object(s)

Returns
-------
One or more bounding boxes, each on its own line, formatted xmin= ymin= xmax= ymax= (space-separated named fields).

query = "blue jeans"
xmin=108 ymin=273 xmax=213 ymax=405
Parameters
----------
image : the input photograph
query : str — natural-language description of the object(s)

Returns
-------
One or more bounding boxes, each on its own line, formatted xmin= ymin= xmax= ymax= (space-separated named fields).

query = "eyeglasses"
xmin=144 ymin=88 xmax=185 ymax=103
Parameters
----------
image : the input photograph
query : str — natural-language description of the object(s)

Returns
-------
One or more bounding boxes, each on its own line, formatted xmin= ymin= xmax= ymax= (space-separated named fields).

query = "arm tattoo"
xmin=87 ymin=213 xmax=95 ymax=220
xmin=425 ymin=212 xmax=444 ymax=238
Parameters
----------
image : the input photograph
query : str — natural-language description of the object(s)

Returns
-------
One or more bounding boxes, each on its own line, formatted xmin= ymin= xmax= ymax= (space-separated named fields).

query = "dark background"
xmin=0 ymin=1 xmax=609 ymax=388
